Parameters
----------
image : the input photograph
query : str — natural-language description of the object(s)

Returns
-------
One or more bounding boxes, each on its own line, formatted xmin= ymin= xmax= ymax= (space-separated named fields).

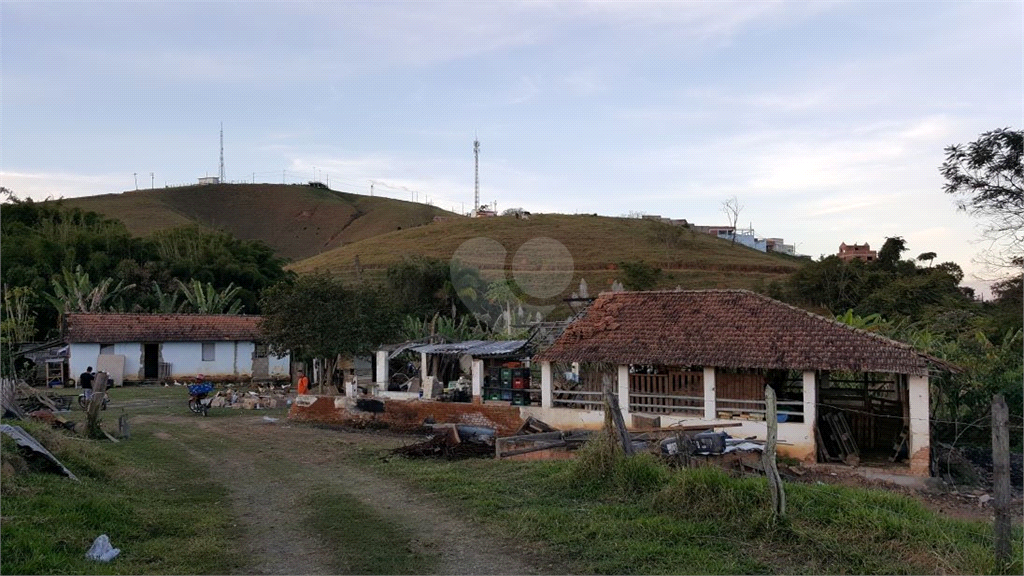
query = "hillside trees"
xmin=259 ymin=273 xmax=401 ymax=392
xmin=1 ymin=192 xmax=290 ymax=340
xmin=941 ymin=127 xmax=1023 ymax=269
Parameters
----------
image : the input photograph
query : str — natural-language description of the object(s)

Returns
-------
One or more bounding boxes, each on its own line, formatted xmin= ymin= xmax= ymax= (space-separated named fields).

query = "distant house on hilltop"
xmin=838 ymin=242 xmax=877 ymax=262
xmin=65 ymin=313 xmax=289 ymax=384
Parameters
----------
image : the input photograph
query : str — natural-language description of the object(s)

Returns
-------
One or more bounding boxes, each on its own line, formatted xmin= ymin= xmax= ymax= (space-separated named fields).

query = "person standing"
xmin=80 ymin=367 xmax=95 ymax=400
xmin=296 ymin=370 xmax=309 ymax=395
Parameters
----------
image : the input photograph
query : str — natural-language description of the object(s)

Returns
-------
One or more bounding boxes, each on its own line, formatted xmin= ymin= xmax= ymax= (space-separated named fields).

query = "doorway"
xmin=144 ymin=344 xmax=159 ymax=379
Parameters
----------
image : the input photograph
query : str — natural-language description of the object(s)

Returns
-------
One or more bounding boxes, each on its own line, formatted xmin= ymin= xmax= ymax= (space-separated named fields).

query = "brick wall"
xmin=289 ymin=396 xmax=526 ymax=435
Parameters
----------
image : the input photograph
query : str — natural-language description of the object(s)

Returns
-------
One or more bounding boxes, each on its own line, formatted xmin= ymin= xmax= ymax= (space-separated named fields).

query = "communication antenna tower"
xmin=219 ymin=123 xmax=225 ymax=182
xmin=473 ymin=138 xmax=480 ymax=215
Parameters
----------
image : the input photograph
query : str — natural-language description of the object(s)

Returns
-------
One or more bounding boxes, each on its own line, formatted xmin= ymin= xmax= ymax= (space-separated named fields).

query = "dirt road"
xmin=137 ymin=413 xmax=554 ymax=575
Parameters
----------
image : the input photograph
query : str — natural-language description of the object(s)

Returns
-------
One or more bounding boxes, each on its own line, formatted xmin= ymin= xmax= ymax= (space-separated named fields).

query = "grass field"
xmin=0 ymin=418 xmax=243 ymax=575
xmin=291 ymin=213 xmax=803 ymax=298
xmin=58 ymin=183 xmax=455 ymax=261
xmin=360 ymin=435 xmax=1023 ymax=575
xmin=9 ymin=389 xmax=1012 ymax=575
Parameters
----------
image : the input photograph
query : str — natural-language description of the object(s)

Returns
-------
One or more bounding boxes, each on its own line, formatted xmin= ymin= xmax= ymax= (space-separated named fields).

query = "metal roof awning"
xmin=407 ymin=339 xmax=530 ymax=358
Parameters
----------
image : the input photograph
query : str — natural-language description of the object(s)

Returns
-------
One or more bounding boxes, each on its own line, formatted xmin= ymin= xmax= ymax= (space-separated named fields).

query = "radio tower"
xmin=473 ymin=138 xmax=480 ymax=216
xmin=219 ymin=123 xmax=225 ymax=182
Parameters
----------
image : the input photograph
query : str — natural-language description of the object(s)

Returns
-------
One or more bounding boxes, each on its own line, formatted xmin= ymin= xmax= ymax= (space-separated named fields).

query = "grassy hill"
xmin=290 ymin=213 xmax=804 ymax=296
xmin=60 ymin=183 xmax=457 ymax=261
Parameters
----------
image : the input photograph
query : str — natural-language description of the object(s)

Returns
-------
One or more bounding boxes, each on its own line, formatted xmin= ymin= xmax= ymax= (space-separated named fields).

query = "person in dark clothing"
xmin=80 ymin=367 xmax=95 ymax=400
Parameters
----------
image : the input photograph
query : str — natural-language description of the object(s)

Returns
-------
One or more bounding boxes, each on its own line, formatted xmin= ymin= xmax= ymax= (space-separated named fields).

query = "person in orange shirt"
xmin=296 ymin=370 xmax=310 ymax=395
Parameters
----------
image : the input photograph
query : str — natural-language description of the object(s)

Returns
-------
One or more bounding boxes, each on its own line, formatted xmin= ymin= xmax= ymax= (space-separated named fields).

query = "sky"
xmin=2 ymin=1 xmax=1021 ymax=296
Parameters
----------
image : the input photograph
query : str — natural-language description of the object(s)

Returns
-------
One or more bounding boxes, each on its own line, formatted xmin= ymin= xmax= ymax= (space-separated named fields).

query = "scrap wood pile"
xmin=2 ymin=380 xmax=73 ymax=418
xmin=815 ymin=410 xmax=860 ymax=466
xmin=495 ymin=417 xmax=592 ymax=459
xmin=391 ymin=425 xmax=494 ymax=459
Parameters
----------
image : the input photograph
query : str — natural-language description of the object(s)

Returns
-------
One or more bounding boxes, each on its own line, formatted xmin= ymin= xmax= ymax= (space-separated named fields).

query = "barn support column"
xmin=420 ymin=351 xmax=429 ymax=383
xmin=617 ymin=365 xmax=630 ymax=424
xmin=703 ymin=366 xmax=717 ymax=419
xmin=908 ymin=374 xmax=930 ymax=476
xmin=541 ymin=361 xmax=553 ymax=408
xmin=471 ymin=359 xmax=483 ymax=401
xmin=802 ymin=370 xmax=818 ymax=463
xmin=375 ymin=350 xmax=389 ymax=387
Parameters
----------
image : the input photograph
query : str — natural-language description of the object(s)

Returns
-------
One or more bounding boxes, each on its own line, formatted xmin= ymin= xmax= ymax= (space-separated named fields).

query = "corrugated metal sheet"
xmin=408 ymin=339 xmax=529 ymax=358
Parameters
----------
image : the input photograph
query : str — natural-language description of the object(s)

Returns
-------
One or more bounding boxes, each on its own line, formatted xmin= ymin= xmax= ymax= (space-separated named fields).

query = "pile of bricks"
xmin=288 ymin=395 xmax=526 ymax=435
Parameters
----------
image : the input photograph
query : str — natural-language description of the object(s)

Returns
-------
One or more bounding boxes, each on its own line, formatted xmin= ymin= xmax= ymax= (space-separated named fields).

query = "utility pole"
xmin=473 ymin=138 xmax=480 ymax=216
xmin=133 ymin=173 xmax=138 ymax=190
xmin=150 ymin=172 xmax=154 ymax=189
xmin=219 ymin=123 xmax=225 ymax=182
xmin=370 ymin=182 xmax=374 ymax=196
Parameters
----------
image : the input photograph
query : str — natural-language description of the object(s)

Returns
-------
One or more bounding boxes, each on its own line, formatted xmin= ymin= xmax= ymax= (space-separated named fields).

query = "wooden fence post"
xmin=603 ymin=374 xmax=634 ymax=456
xmin=763 ymin=384 xmax=786 ymax=518
xmin=991 ymin=394 xmax=1010 ymax=568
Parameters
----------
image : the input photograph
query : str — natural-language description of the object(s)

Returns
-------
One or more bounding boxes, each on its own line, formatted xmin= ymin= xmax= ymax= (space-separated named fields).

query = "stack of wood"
xmin=815 ymin=410 xmax=860 ymax=465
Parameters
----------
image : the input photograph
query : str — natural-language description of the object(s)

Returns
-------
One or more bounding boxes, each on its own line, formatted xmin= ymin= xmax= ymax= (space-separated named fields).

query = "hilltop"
xmin=290 ymin=213 xmax=803 ymax=296
xmin=59 ymin=183 xmax=457 ymax=261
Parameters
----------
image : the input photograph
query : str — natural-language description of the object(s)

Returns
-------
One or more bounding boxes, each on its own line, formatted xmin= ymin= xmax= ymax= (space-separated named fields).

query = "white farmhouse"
xmin=65 ymin=313 xmax=289 ymax=383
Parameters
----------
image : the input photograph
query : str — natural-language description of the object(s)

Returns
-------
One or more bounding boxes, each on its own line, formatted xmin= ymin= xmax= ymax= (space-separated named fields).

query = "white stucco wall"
xmin=69 ymin=343 xmax=100 ymax=385
xmin=268 ymin=352 xmax=289 ymax=377
xmin=71 ymin=340 xmax=289 ymax=382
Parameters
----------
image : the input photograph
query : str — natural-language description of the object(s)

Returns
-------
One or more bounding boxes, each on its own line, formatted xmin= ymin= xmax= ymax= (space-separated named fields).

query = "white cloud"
xmin=0 ymin=171 xmax=131 ymax=201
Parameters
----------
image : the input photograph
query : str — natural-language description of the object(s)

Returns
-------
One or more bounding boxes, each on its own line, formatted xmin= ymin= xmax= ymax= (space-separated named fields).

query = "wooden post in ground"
xmin=86 ymin=372 xmax=108 ymax=438
xmin=991 ymin=394 xmax=1010 ymax=568
xmin=763 ymin=384 xmax=786 ymax=518
xmin=602 ymin=374 xmax=634 ymax=456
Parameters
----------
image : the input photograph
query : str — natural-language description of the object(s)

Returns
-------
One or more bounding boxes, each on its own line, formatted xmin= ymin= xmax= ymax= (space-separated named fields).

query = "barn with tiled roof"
xmin=533 ymin=290 xmax=952 ymax=475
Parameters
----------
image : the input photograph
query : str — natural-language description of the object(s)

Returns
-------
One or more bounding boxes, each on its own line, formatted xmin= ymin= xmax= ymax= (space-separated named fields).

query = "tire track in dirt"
xmin=141 ymin=414 xmax=551 ymax=575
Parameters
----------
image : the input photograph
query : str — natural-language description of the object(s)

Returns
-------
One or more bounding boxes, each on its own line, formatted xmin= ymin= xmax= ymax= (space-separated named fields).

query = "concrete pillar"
xmin=375 ymin=350 xmax=389 ymax=386
xmin=420 ymin=351 xmax=428 ymax=383
xmin=908 ymin=374 xmax=930 ymax=475
xmin=618 ymin=365 xmax=630 ymax=423
xmin=703 ymin=366 xmax=717 ymax=420
xmin=471 ymin=359 xmax=483 ymax=400
xmin=802 ymin=370 xmax=817 ymax=462
xmin=541 ymin=361 xmax=553 ymax=408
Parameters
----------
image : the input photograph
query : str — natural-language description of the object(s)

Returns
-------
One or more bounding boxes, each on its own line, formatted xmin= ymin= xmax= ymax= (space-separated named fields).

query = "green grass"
xmin=1 ymin=420 xmax=242 ymax=574
xmin=304 ymin=488 xmax=440 ymax=574
xmin=357 ymin=435 xmax=1023 ymax=575
xmin=290 ymin=214 xmax=801 ymax=303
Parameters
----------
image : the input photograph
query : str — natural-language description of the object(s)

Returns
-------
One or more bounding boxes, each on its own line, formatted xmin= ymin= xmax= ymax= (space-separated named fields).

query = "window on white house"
xmin=202 ymin=343 xmax=216 ymax=362
xmin=100 ymin=344 xmax=115 ymax=355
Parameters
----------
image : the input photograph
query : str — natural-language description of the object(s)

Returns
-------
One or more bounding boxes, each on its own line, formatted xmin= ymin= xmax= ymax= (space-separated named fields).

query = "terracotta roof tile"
xmin=66 ymin=313 xmax=264 ymax=344
xmin=535 ymin=290 xmax=943 ymax=376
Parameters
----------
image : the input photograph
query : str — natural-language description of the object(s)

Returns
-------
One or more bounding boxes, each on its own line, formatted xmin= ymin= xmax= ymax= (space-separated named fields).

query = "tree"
xmin=876 ymin=236 xmax=907 ymax=270
xmin=175 ymin=279 xmax=243 ymax=314
xmin=485 ymin=280 xmax=524 ymax=336
xmin=44 ymin=266 xmax=135 ymax=317
xmin=940 ymin=128 xmax=1024 ymax=269
xmin=917 ymin=252 xmax=937 ymax=267
xmin=618 ymin=260 xmax=663 ymax=291
xmin=259 ymin=274 xmax=401 ymax=392
xmin=721 ymin=196 xmax=743 ymax=245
